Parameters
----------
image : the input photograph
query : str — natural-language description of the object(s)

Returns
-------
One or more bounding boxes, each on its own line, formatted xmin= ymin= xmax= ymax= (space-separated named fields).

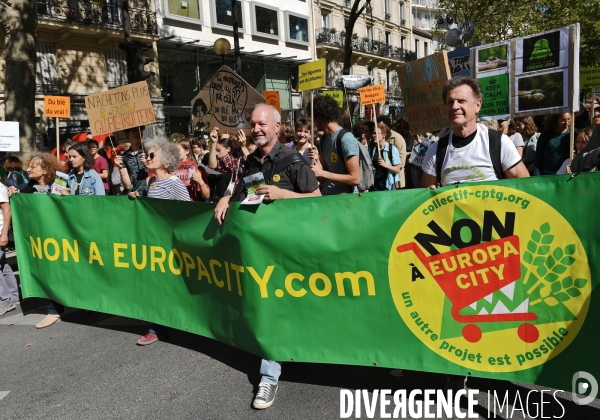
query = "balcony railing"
xmin=315 ymin=29 xmax=415 ymax=61
xmin=36 ymin=77 xmax=61 ymax=94
xmin=385 ymin=13 xmax=391 ymax=21
xmin=37 ymin=0 xmax=158 ymax=35
xmin=343 ymin=0 xmax=351 ymax=6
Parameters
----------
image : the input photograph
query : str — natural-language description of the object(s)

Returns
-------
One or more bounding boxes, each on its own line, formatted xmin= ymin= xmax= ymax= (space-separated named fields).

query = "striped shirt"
xmin=147 ymin=176 xmax=191 ymax=201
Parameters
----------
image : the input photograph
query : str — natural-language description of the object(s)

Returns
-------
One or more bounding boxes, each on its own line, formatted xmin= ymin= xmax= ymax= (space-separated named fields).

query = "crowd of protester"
xmin=1 ymin=76 xmax=599 ymax=409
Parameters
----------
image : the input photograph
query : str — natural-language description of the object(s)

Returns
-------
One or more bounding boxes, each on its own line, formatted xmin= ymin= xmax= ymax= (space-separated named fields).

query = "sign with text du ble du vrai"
xmin=297 ymin=59 xmax=326 ymax=92
xmin=44 ymin=96 xmax=71 ymax=118
xmin=85 ymin=81 xmax=156 ymax=136
xmin=397 ymin=51 xmax=451 ymax=135
xmin=359 ymin=84 xmax=386 ymax=106
xmin=580 ymin=67 xmax=600 ymax=90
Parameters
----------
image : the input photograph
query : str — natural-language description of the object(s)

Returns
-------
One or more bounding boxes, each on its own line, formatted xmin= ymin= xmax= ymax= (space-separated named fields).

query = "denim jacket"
xmin=68 ymin=169 xmax=105 ymax=196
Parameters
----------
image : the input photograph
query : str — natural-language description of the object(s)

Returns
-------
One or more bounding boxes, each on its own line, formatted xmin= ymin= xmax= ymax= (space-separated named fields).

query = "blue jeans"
xmin=148 ymin=324 xmax=169 ymax=334
xmin=260 ymin=359 xmax=281 ymax=385
xmin=0 ymin=247 xmax=18 ymax=303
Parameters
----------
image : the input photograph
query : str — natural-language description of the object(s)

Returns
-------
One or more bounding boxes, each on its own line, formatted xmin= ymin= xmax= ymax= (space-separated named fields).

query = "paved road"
xmin=1 ymin=292 xmax=599 ymax=419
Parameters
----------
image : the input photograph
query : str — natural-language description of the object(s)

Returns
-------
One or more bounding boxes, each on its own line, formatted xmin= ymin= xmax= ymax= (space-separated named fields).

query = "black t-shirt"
xmin=74 ymin=172 xmax=84 ymax=195
xmin=231 ymin=141 xmax=319 ymax=202
xmin=451 ymin=130 xmax=479 ymax=148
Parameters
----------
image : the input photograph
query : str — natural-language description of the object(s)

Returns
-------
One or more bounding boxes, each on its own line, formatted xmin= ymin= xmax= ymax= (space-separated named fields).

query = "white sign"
xmin=0 ymin=121 xmax=19 ymax=152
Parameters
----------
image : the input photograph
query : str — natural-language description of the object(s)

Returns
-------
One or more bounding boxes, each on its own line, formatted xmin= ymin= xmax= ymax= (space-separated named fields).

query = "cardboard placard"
xmin=397 ymin=51 xmax=451 ymax=135
xmin=175 ymin=161 xmax=198 ymax=187
xmin=44 ymin=96 xmax=71 ymax=118
xmin=85 ymin=81 xmax=156 ymax=136
xmin=0 ymin=121 xmax=19 ymax=152
xmin=191 ymin=65 xmax=265 ymax=132
xmin=323 ymin=90 xmax=343 ymax=108
xmin=580 ymin=67 xmax=600 ymax=90
xmin=297 ymin=59 xmax=326 ymax=92
xmin=359 ymin=84 xmax=386 ymax=106
xmin=263 ymin=91 xmax=281 ymax=113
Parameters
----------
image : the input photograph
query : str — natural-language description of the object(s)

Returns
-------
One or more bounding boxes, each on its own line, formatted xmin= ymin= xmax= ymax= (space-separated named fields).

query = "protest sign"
xmin=297 ymin=59 xmax=326 ymax=92
xmin=323 ymin=90 xmax=343 ymax=108
xmin=0 ymin=121 xmax=19 ymax=152
xmin=263 ymin=91 xmax=281 ymax=113
xmin=448 ymin=46 xmax=472 ymax=77
xmin=472 ymin=41 xmax=510 ymax=120
xmin=580 ymin=67 xmax=600 ymax=90
xmin=471 ymin=25 xmax=580 ymax=120
xmin=513 ymin=25 xmax=579 ymax=117
xmin=397 ymin=51 xmax=451 ymax=135
xmin=359 ymin=84 xmax=386 ymax=106
xmin=175 ymin=161 xmax=198 ymax=187
xmin=13 ymin=174 xmax=600 ymax=392
xmin=85 ymin=81 xmax=156 ymax=136
xmin=191 ymin=65 xmax=265 ymax=132
xmin=44 ymin=96 xmax=71 ymax=118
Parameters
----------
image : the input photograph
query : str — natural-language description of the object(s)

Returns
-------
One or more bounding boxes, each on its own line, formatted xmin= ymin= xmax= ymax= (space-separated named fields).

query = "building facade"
xmin=156 ymin=0 xmax=312 ymax=136
xmin=0 ymin=0 xmax=161 ymax=149
xmin=411 ymin=0 xmax=442 ymax=51
xmin=312 ymin=0 xmax=415 ymax=123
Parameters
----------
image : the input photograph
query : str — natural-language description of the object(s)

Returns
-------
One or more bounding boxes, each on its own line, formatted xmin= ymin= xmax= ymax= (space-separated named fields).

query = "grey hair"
xmin=442 ymin=76 xmax=483 ymax=104
xmin=144 ymin=138 xmax=181 ymax=173
xmin=254 ymin=103 xmax=281 ymax=123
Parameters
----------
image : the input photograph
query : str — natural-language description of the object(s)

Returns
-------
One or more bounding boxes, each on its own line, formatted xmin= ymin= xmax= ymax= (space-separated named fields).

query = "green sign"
xmin=323 ymin=90 xmax=344 ymax=108
xmin=479 ymin=73 xmax=509 ymax=118
xmin=13 ymin=174 xmax=600 ymax=392
xmin=580 ymin=67 xmax=600 ymax=90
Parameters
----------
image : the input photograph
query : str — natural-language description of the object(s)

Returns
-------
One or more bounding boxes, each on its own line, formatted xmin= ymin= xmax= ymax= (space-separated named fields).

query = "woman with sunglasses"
xmin=128 ymin=138 xmax=190 ymax=345
xmin=66 ymin=143 xmax=105 ymax=196
xmin=174 ymin=138 xmax=210 ymax=201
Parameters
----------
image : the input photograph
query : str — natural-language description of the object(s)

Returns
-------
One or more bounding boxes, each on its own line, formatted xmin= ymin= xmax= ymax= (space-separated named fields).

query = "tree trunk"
xmin=342 ymin=1 xmax=368 ymax=75
xmin=1 ymin=0 xmax=38 ymax=158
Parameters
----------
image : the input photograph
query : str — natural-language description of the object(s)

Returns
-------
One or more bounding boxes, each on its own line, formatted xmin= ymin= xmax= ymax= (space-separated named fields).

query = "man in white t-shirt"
xmin=0 ymin=183 xmax=18 ymax=316
xmin=421 ymin=77 xmax=529 ymax=188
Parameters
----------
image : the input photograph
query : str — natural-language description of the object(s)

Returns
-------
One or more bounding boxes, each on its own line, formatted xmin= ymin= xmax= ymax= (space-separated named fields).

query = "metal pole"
xmin=232 ymin=0 xmax=242 ymax=75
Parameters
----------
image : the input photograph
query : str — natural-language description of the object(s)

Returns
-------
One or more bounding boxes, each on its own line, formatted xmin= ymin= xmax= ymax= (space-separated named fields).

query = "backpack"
xmin=322 ymin=129 xmax=375 ymax=192
xmin=435 ymin=128 xmax=504 ymax=185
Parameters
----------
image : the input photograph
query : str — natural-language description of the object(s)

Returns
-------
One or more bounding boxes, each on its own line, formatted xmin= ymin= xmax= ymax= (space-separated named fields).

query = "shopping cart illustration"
xmin=396 ymin=235 xmax=537 ymax=343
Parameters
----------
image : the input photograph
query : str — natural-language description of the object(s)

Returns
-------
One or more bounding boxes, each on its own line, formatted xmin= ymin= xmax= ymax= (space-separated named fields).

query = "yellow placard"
xmin=44 ymin=96 xmax=71 ymax=118
xmin=263 ymin=91 xmax=281 ymax=113
xmin=85 ymin=81 xmax=156 ymax=136
xmin=580 ymin=67 xmax=600 ymax=90
xmin=298 ymin=59 xmax=326 ymax=92
xmin=323 ymin=90 xmax=343 ymax=108
xmin=359 ymin=84 xmax=386 ymax=106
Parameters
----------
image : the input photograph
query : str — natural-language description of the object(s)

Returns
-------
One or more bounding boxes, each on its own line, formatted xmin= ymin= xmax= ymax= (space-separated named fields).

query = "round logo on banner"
xmin=389 ymin=185 xmax=591 ymax=372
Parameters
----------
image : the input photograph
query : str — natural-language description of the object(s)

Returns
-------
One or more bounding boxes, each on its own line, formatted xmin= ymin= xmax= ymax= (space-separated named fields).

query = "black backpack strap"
xmin=435 ymin=134 xmax=451 ymax=185
xmin=487 ymin=128 xmax=505 ymax=180
xmin=272 ymin=152 xmax=306 ymax=177
xmin=388 ymin=142 xmax=395 ymax=166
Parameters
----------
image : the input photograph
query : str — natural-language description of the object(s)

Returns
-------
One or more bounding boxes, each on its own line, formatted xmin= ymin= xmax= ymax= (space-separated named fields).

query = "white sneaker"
xmin=0 ymin=301 xmax=16 ymax=316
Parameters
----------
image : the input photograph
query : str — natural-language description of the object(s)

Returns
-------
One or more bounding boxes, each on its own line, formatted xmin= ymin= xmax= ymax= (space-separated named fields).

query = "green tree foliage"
xmin=436 ymin=0 xmax=600 ymax=67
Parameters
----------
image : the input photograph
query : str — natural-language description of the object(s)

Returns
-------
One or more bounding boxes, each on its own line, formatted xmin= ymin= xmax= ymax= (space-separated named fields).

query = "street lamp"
xmin=213 ymin=38 xmax=231 ymax=64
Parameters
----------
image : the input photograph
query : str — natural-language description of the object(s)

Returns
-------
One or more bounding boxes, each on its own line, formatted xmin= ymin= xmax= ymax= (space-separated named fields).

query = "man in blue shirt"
xmin=308 ymin=95 xmax=360 ymax=194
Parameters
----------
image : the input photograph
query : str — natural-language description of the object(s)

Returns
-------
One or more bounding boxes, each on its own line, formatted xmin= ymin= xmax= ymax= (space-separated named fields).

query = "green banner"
xmin=13 ymin=175 xmax=599 ymax=391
